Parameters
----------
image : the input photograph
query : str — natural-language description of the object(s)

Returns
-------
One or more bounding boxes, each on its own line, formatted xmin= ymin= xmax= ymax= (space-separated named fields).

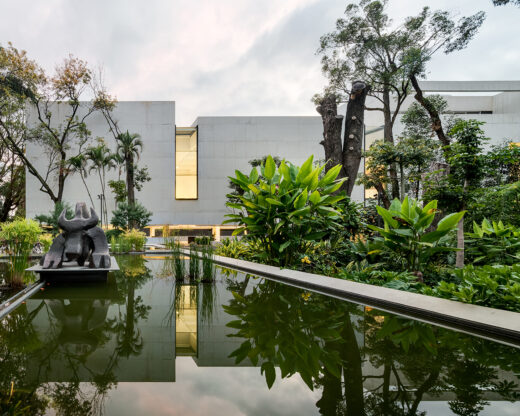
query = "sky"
xmin=1 ymin=0 xmax=519 ymax=125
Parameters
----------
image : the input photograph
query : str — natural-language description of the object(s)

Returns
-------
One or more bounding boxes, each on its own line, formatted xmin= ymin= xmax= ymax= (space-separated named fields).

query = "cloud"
xmin=1 ymin=0 xmax=519 ymax=125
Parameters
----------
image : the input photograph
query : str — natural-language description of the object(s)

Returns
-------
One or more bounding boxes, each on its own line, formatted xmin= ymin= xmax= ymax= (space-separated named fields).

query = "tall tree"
xmin=115 ymin=131 xmax=143 ymax=209
xmin=1 ymin=44 xmax=118 ymax=204
xmin=317 ymin=0 xmax=485 ymax=199
xmin=86 ymin=141 xmax=116 ymax=227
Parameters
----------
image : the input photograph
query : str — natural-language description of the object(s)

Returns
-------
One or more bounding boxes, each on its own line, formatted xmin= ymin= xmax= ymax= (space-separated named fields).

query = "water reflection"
xmin=223 ymin=276 xmax=520 ymax=416
xmin=0 ymin=257 xmax=519 ymax=415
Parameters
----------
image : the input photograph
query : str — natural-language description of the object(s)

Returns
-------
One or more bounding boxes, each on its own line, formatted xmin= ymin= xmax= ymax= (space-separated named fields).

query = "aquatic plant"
xmin=0 ymin=219 xmax=42 ymax=287
xmin=188 ymin=244 xmax=200 ymax=281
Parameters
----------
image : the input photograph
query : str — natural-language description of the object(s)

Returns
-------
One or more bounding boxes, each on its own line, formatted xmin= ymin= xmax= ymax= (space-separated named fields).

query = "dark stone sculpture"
xmin=40 ymin=202 xmax=111 ymax=269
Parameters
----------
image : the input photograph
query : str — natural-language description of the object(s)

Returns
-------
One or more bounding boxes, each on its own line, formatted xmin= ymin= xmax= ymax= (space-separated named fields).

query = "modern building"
xmin=25 ymin=81 xmax=520 ymax=238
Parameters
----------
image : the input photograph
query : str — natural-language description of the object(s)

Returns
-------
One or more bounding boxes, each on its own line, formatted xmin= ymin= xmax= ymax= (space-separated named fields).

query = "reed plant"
xmin=171 ymin=240 xmax=186 ymax=281
xmin=200 ymin=244 xmax=215 ymax=282
xmin=0 ymin=219 xmax=42 ymax=287
xmin=188 ymin=244 xmax=201 ymax=281
xmin=199 ymin=282 xmax=217 ymax=325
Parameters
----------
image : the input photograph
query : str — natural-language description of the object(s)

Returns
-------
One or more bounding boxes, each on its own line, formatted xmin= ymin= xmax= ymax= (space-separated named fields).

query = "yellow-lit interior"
xmin=176 ymin=127 xmax=198 ymax=199
xmin=175 ymin=285 xmax=197 ymax=356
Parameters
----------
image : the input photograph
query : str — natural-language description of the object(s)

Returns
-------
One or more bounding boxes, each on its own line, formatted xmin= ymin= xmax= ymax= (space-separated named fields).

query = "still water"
xmin=1 ymin=255 xmax=519 ymax=415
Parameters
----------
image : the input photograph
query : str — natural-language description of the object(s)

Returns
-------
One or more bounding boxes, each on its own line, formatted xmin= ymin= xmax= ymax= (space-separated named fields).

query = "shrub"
xmin=0 ymin=218 xmax=42 ymax=287
xmin=34 ymin=201 xmax=74 ymax=236
xmin=224 ymin=155 xmax=346 ymax=266
xmin=426 ymin=265 xmax=520 ymax=312
xmin=38 ymin=233 xmax=53 ymax=253
xmin=111 ymin=201 xmax=152 ymax=231
xmin=365 ymin=197 xmax=465 ymax=274
xmin=123 ymin=229 xmax=146 ymax=251
xmin=465 ymin=219 xmax=520 ymax=265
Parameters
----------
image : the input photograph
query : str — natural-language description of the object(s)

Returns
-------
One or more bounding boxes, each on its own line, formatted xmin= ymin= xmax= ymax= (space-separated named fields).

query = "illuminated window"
xmin=175 ymin=127 xmax=198 ymax=199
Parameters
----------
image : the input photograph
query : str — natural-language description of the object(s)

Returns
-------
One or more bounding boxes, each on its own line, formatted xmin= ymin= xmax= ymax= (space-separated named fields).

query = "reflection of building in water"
xmin=175 ymin=285 xmax=197 ymax=356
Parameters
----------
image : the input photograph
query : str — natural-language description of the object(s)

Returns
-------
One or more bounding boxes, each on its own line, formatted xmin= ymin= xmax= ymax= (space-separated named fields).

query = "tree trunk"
xmin=126 ymin=155 xmax=135 ymax=206
xmin=456 ymin=180 xmax=468 ymax=268
xmin=410 ymin=74 xmax=450 ymax=148
xmin=383 ymin=89 xmax=400 ymax=200
xmin=316 ymin=95 xmax=345 ymax=174
xmin=343 ymin=81 xmax=370 ymax=196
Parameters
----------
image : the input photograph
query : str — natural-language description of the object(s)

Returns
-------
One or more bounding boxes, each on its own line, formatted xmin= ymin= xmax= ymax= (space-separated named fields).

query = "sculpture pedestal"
xmin=27 ymin=257 xmax=119 ymax=283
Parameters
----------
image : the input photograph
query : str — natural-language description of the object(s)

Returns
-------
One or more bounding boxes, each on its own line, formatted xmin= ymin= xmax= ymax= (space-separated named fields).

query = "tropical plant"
xmin=68 ymin=154 xmax=94 ymax=208
xmin=108 ymin=179 xmax=127 ymax=203
xmin=0 ymin=218 xmax=42 ymax=287
xmin=86 ymin=141 xmax=116 ymax=226
xmin=110 ymin=201 xmax=152 ymax=231
xmin=115 ymin=131 xmax=144 ymax=210
xmin=38 ymin=233 xmax=53 ymax=253
xmin=465 ymin=219 xmax=520 ymax=265
xmin=366 ymin=197 xmax=465 ymax=274
xmin=224 ymin=155 xmax=346 ymax=266
xmin=426 ymin=265 xmax=520 ymax=312
xmin=34 ymin=201 xmax=74 ymax=236
xmin=215 ymin=238 xmax=254 ymax=261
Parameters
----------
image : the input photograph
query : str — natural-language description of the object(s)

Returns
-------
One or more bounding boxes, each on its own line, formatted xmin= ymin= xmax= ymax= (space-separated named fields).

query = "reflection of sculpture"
xmin=40 ymin=202 xmax=111 ymax=269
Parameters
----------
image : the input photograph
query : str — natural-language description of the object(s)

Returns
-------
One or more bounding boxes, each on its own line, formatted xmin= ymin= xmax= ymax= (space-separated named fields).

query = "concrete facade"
xmin=25 ymin=81 xmax=520 ymax=227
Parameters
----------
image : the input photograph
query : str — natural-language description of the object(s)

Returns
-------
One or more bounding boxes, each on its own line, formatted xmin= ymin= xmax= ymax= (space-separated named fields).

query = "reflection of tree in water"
xmin=0 ymin=255 xmax=154 ymax=416
xmin=224 ymin=279 xmax=520 ymax=416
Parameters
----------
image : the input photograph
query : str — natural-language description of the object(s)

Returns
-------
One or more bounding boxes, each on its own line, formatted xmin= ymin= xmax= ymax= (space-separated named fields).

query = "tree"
xmin=115 ymin=131 xmax=143 ymax=209
xmin=68 ymin=154 xmax=94 ymax=208
xmin=1 ymin=44 xmax=119 ymax=205
xmin=317 ymin=1 xmax=485 ymax=199
xmin=86 ymin=141 xmax=116 ymax=226
xmin=110 ymin=201 xmax=152 ymax=231
xmin=493 ymin=0 xmax=520 ymax=5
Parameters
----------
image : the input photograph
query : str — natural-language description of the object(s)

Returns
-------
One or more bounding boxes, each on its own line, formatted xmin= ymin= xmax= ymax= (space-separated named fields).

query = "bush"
xmin=38 ymin=233 xmax=53 ymax=253
xmin=34 ymin=201 xmax=74 ymax=236
xmin=123 ymin=229 xmax=146 ymax=251
xmin=426 ymin=265 xmax=520 ymax=312
xmin=224 ymin=155 xmax=346 ymax=266
xmin=0 ymin=218 xmax=42 ymax=287
xmin=465 ymin=219 xmax=520 ymax=265
xmin=111 ymin=201 xmax=152 ymax=231
xmin=365 ymin=197 xmax=465 ymax=274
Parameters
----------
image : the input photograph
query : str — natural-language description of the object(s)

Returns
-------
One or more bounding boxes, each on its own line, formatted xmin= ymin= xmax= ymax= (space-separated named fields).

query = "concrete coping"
xmin=197 ymin=252 xmax=520 ymax=348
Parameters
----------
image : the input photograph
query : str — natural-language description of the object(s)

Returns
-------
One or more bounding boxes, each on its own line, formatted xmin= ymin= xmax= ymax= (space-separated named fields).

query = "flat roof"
xmin=419 ymin=80 xmax=520 ymax=92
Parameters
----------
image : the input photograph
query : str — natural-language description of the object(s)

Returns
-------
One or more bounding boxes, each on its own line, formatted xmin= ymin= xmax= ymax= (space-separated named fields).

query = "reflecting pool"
xmin=1 ymin=255 xmax=519 ymax=415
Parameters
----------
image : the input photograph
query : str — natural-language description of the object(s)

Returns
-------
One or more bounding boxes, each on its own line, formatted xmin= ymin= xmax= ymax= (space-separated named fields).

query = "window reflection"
xmin=176 ymin=127 xmax=198 ymax=199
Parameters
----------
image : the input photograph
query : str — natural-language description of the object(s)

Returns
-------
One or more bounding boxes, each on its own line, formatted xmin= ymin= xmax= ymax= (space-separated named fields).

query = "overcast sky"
xmin=1 ymin=0 xmax=519 ymax=125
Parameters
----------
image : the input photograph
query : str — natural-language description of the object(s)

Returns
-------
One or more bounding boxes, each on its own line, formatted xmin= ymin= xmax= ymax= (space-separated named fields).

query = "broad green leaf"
xmin=266 ymin=197 xmax=283 ymax=206
xmin=293 ymin=187 xmax=308 ymax=209
xmin=249 ymin=167 xmax=259 ymax=183
xmin=261 ymin=362 xmax=276 ymax=389
xmin=437 ymin=211 xmax=466 ymax=231
xmin=248 ymin=184 xmax=260 ymax=195
xmin=401 ymin=196 xmax=410 ymax=218
xmin=279 ymin=161 xmax=291 ymax=181
xmin=309 ymin=190 xmax=321 ymax=205
xmin=296 ymin=155 xmax=314 ymax=183
xmin=318 ymin=164 xmax=342 ymax=187
xmin=289 ymin=206 xmax=311 ymax=218
xmin=279 ymin=241 xmax=292 ymax=252
xmin=376 ymin=206 xmax=399 ymax=229
xmin=264 ymin=155 xmax=276 ymax=180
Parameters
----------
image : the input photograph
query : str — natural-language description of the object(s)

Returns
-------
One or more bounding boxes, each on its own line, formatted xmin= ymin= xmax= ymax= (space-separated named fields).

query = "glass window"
xmin=176 ymin=127 xmax=198 ymax=199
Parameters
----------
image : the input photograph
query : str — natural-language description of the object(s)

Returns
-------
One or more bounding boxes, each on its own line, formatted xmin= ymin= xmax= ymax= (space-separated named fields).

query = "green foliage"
xmin=426 ymin=265 xmax=520 ymax=312
xmin=0 ymin=218 xmax=42 ymax=287
xmin=214 ymin=238 xmax=256 ymax=261
xmin=366 ymin=197 xmax=465 ymax=273
xmin=110 ymin=201 xmax=152 ymax=231
xmin=38 ymin=233 xmax=52 ymax=253
xmin=468 ymin=182 xmax=520 ymax=227
xmin=200 ymin=245 xmax=215 ymax=282
xmin=188 ymin=244 xmax=200 ymax=281
xmin=465 ymin=219 xmax=520 ymax=265
xmin=123 ymin=229 xmax=146 ymax=252
xmin=108 ymin=179 xmax=127 ymax=203
xmin=34 ymin=201 xmax=73 ymax=236
xmin=224 ymin=155 xmax=346 ymax=266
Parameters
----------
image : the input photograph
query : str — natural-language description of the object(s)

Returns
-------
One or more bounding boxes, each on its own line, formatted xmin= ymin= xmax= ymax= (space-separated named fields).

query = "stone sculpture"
xmin=40 ymin=202 xmax=111 ymax=269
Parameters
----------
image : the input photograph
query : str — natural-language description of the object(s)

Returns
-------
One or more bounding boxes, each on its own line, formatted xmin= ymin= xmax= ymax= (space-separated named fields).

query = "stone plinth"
xmin=27 ymin=257 xmax=119 ymax=283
